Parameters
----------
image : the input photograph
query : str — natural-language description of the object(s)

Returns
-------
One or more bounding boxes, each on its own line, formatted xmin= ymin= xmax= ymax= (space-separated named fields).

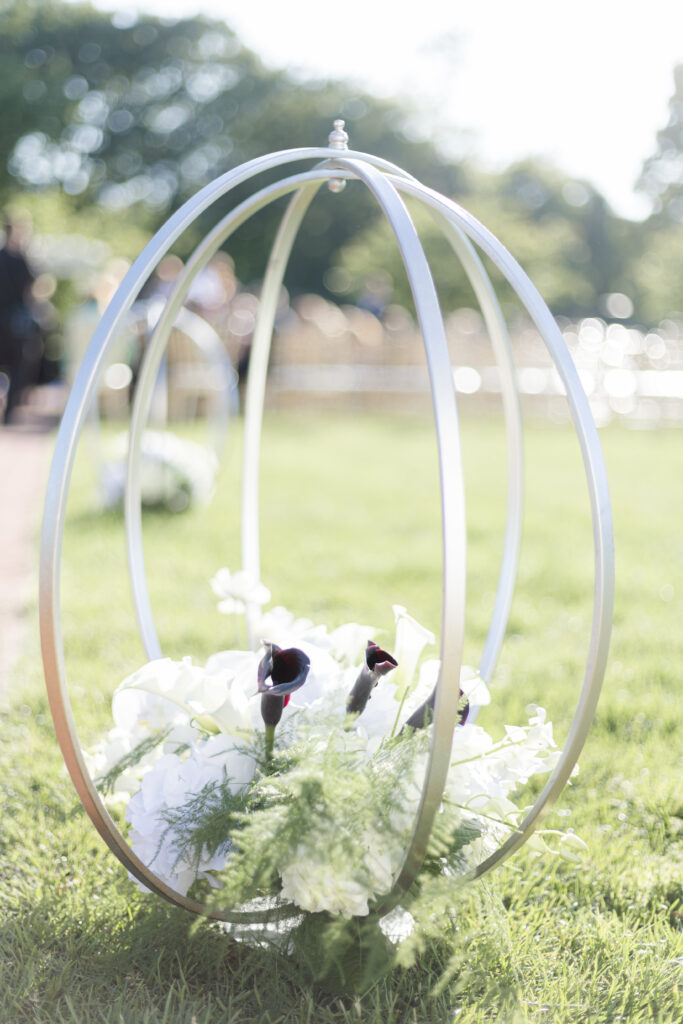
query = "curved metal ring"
xmin=125 ymin=154 xmax=420 ymax=658
xmin=40 ymin=150 xmax=369 ymax=922
xmin=127 ymin=171 xmax=328 ymax=658
xmin=129 ymin=156 xmax=470 ymax=910
xmin=240 ymin=188 xmax=523 ymax=679
xmin=40 ymin=150 xmax=459 ymax=921
xmin=383 ymin=175 xmax=615 ymax=888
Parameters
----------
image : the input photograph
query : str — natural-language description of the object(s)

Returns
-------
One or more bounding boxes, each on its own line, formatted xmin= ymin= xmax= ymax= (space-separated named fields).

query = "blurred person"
xmin=132 ymin=254 xmax=185 ymax=370
xmin=185 ymin=252 xmax=255 ymax=401
xmin=228 ymin=291 xmax=260 ymax=399
xmin=187 ymin=252 xmax=238 ymax=324
xmin=0 ymin=213 xmax=43 ymax=423
xmin=128 ymin=255 xmax=186 ymax=422
xmin=62 ymin=259 xmax=130 ymax=389
xmin=357 ymin=270 xmax=393 ymax=319
xmin=31 ymin=270 xmax=62 ymax=388
xmin=140 ymin=253 xmax=184 ymax=307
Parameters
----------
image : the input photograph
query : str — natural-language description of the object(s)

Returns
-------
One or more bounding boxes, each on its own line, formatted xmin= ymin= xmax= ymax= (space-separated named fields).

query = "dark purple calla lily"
xmin=258 ymin=643 xmax=311 ymax=753
xmin=346 ymin=640 xmax=398 ymax=716
xmin=365 ymin=640 xmax=399 ymax=677
xmin=402 ymin=684 xmax=469 ymax=732
xmin=257 ymin=643 xmax=311 ymax=696
xmin=257 ymin=643 xmax=275 ymax=692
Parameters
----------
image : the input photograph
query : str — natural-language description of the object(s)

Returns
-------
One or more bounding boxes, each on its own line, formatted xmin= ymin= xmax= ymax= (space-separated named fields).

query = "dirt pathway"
xmin=0 ymin=399 xmax=58 ymax=705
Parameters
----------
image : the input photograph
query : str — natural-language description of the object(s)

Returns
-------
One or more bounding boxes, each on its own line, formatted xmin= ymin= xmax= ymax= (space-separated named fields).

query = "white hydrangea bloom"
xmin=379 ymin=906 xmax=415 ymax=943
xmin=127 ymin=734 xmax=257 ymax=896
xmin=279 ymin=849 xmax=371 ymax=918
xmin=362 ymin=831 xmax=402 ymax=893
xmin=88 ymin=718 xmax=198 ymax=803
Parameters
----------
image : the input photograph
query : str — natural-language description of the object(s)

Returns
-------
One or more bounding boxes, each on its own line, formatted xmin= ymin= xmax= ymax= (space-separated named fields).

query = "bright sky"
xmin=84 ymin=0 xmax=682 ymax=221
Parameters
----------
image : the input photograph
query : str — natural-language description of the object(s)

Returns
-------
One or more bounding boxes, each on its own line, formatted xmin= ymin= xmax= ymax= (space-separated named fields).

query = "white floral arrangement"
xmin=89 ymin=568 xmax=586 ymax=983
xmin=100 ymin=429 xmax=217 ymax=512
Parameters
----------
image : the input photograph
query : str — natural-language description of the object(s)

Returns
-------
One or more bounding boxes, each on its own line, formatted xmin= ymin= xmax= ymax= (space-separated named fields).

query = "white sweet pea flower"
xmin=524 ymin=704 xmax=556 ymax=747
xmin=497 ymin=708 xmax=559 ymax=785
xmin=391 ymin=605 xmax=435 ymax=700
xmin=211 ymin=568 xmax=271 ymax=615
xmin=525 ymin=830 xmax=554 ymax=856
xmin=472 ymin=794 xmax=523 ymax=825
xmin=557 ymin=831 xmax=589 ymax=863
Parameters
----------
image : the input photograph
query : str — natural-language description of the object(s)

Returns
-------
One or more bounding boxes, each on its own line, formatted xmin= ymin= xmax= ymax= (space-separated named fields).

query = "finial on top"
xmin=328 ymin=119 xmax=349 ymax=151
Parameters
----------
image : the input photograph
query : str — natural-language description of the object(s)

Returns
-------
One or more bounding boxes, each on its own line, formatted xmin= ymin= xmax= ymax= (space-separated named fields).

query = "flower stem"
xmin=441 ymin=796 xmax=522 ymax=833
xmin=389 ymin=687 xmax=411 ymax=739
xmin=449 ymin=733 xmax=539 ymax=768
xmin=264 ymin=724 xmax=276 ymax=761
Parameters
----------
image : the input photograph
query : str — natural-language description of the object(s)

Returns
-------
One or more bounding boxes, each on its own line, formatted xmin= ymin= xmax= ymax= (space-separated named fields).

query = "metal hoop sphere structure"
xmin=40 ymin=131 xmax=614 ymax=923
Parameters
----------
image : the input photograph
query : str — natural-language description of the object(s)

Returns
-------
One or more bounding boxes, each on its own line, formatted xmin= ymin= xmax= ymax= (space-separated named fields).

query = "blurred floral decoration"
xmin=100 ymin=429 xmax=218 ymax=512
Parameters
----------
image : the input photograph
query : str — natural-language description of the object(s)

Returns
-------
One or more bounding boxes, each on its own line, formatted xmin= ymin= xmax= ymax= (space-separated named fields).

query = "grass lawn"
xmin=0 ymin=410 xmax=681 ymax=1023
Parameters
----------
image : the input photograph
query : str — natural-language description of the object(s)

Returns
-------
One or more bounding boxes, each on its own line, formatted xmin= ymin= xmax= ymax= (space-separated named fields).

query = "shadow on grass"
xmin=63 ymin=502 xmax=195 ymax=529
xmin=0 ymin=881 xmax=519 ymax=1023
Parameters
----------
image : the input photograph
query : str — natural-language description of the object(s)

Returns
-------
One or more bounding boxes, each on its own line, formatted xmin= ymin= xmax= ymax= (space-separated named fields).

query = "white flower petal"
xmin=391 ymin=605 xmax=435 ymax=699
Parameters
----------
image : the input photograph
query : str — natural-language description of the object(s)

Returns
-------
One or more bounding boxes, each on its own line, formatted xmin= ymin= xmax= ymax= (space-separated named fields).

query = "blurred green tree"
xmin=637 ymin=63 xmax=683 ymax=225
xmin=629 ymin=64 xmax=683 ymax=322
xmin=2 ymin=0 xmax=667 ymax=324
xmin=627 ymin=222 xmax=683 ymax=322
xmin=0 ymin=0 xmax=463 ymax=294
xmin=336 ymin=160 xmax=633 ymax=320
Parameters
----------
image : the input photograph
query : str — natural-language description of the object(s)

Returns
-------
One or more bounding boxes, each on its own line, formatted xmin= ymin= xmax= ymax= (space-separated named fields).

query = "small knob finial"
xmin=328 ymin=119 xmax=349 ymax=151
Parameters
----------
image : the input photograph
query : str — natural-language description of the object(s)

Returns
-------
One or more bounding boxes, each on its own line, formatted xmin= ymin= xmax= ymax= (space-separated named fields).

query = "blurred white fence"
xmin=266 ymin=296 xmax=683 ymax=427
